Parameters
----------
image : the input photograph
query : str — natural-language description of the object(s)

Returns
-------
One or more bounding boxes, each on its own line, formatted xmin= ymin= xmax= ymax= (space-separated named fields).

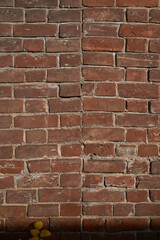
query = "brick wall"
xmin=0 ymin=0 xmax=160 ymax=239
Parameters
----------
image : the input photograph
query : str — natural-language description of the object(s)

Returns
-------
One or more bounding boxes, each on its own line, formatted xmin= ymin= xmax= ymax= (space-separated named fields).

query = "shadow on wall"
xmin=0 ymin=229 xmax=160 ymax=240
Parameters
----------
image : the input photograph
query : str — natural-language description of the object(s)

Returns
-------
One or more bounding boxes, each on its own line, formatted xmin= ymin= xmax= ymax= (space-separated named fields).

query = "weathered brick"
xmin=15 ymin=0 xmax=58 ymax=7
xmin=83 ymin=52 xmax=114 ymax=66
xmin=47 ymin=39 xmax=80 ymax=52
xmin=84 ymin=143 xmax=114 ymax=156
xmin=117 ymin=0 xmax=159 ymax=7
xmin=25 ymin=9 xmax=46 ymax=22
xmin=83 ymin=9 xmax=125 ymax=21
xmin=14 ymin=24 xmax=57 ymax=37
xmin=84 ymin=160 xmax=125 ymax=173
xmin=49 ymin=10 xmax=80 ymax=22
xmin=23 ymin=39 xmax=44 ymax=52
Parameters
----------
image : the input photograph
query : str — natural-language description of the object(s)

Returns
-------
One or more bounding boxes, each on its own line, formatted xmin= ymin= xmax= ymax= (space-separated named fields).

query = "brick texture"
xmin=0 ymin=0 xmax=160 ymax=239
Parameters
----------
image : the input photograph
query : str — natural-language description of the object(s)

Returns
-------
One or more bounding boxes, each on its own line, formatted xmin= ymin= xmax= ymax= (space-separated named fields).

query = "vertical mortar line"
xmin=80 ymin=0 xmax=83 ymax=234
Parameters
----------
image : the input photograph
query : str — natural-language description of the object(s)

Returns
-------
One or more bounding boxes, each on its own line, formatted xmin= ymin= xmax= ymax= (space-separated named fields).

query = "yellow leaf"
xmin=30 ymin=229 xmax=40 ymax=237
xmin=40 ymin=229 xmax=51 ymax=238
xmin=33 ymin=221 xmax=43 ymax=230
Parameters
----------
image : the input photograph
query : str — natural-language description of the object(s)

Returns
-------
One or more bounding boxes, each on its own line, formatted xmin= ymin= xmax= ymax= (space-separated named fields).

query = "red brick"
xmin=0 ymin=55 xmax=13 ymax=67
xmin=137 ymin=175 xmax=160 ymax=189
xmin=83 ymin=189 xmax=124 ymax=202
xmin=84 ymin=174 xmax=103 ymax=188
xmin=149 ymin=129 xmax=160 ymax=143
xmin=17 ymin=173 xmax=58 ymax=188
xmin=26 ymin=130 xmax=46 ymax=143
xmin=0 ymin=176 xmax=14 ymax=188
xmin=25 ymin=9 xmax=46 ymax=22
xmin=0 ymin=38 xmax=22 ymax=52
xmin=0 ymin=130 xmax=23 ymax=144
xmin=39 ymin=189 xmax=81 ymax=202
xmin=15 ymin=84 xmax=57 ymax=98
xmin=49 ymin=99 xmax=81 ymax=112
xmin=83 ymin=37 xmax=124 ymax=51
xmin=60 ymin=114 xmax=81 ymax=127
xmin=0 ymin=193 xmax=3 ymax=203
xmin=49 ymin=129 xmax=81 ymax=143
xmin=150 ymin=190 xmax=160 ymax=201
xmin=151 ymin=100 xmax=160 ymax=113
xmin=95 ymin=83 xmax=116 ymax=96
xmin=25 ymin=69 xmax=46 ymax=82
xmin=60 ymin=174 xmax=81 ymax=187
xmin=27 ymin=160 xmax=50 ymax=173
xmin=60 ymin=0 xmax=80 ymax=7
xmin=84 ymin=143 xmax=114 ymax=156
xmin=52 ymin=158 xmax=81 ymax=173
xmin=83 ymin=113 xmax=113 ymax=126
xmin=6 ymin=190 xmax=36 ymax=204
xmin=150 ymin=9 xmax=160 ymax=23
xmin=106 ymin=176 xmax=135 ymax=188
xmin=83 ymin=204 xmax=112 ymax=216
xmin=127 ymin=100 xmax=148 ymax=113
xmin=0 ymin=116 xmax=12 ymax=128
xmin=83 ymin=23 xmax=119 ymax=37
xmin=0 ymin=99 xmax=23 ymax=113
xmin=83 ymin=9 xmax=125 ymax=21
xmin=0 ymin=86 xmax=12 ymax=97
xmin=48 ymin=68 xmax=80 ymax=82
xmin=118 ymin=53 xmax=159 ymax=67
xmin=28 ymin=204 xmax=58 ymax=217
xmin=114 ymin=204 xmax=134 ymax=216
xmin=128 ymin=161 xmax=148 ymax=174
xmin=25 ymin=100 xmax=47 ymax=113
xmin=83 ymin=128 xmax=124 ymax=141
xmin=83 ymin=0 xmax=114 ymax=6
xmin=83 ymin=218 xmax=104 ymax=231
xmin=84 ymin=160 xmax=125 ymax=173
xmin=116 ymin=144 xmax=137 ymax=157
xmin=138 ymin=144 xmax=158 ymax=157
xmin=149 ymin=69 xmax=160 ymax=82
xmin=15 ymin=115 xmax=58 ymax=128
xmin=61 ymin=144 xmax=81 ymax=157
xmin=0 ymin=24 xmax=11 ymax=36
xmin=0 ymin=8 xmax=23 ymax=22
xmin=106 ymin=218 xmax=148 ymax=232
xmin=15 ymin=0 xmax=58 ymax=7
xmin=61 ymin=203 xmax=81 ymax=216
xmin=82 ymin=67 xmax=125 ymax=81
xmin=0 ymin=206 xmax=26 ymax=218
xmin=127 ymin=39 xmax=148 ymax=52
xmin=126 ymin=129 xmax=146 ymax=142
xmin=120 ymin=24 xmax=160 ymax=38
xmin=150 ymin=40 xmax=160 ymax=52
xmin=47 ymin=39 xmax=80 ymax=52
xmin=0 ymin=233 xmax=27 ymax=240
xmin=60 ymin=54 xmax=81 ymax=67
xmin=6 ymin=218 xmax=49 ymax=232
xmin=82 ymin=83 xmax=94 ymax=96
xmin=127 ymin=190 xmax=148 ymax=203
xmin=151 ymin=161 xmax=160 ymax=174
xmin=60 ymin=23 xmax=80 ymax=38
xmin=50 ymin=218 xmax=81 ymax=231
xmin=60 ymin=84 xmax=80 ymax=97
xmin=117 ymin=0 xmax=158 ymax=7
xmin=49 ymin=10 xmax=80 ymax=22
xmin=0 ymin=0 xmax=13 ymax=6
xmin=15 ymin=54 xmax=57 ymax=68
xmin=0 ymin=161 xmax=24 ymax=174
xmin=83 ymin=52 xmax=114 ymax=66
xmin=83 ymin=97 xmax=125 ymax=112
xmin=126 ymin=69 xmax=147 ymax=82
xmin=15 ymin=145 xmax=58 ymax=159
xmin=117 ymin=114 xmax=158 ymax=127
xmin=23 ymin=39 xmax=44 ymax=52
xmin=0 ymin=69 xmax=24 ymax=83
xmin=151 ymin=218 xmax=160 ymax=230
xmin=136 ymin=204 xmax=160 ymax=216
xmin=127 ymin=9 xmax=148 ymax=22
xmin=14 ymin=24 xmax=57 ymax=37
